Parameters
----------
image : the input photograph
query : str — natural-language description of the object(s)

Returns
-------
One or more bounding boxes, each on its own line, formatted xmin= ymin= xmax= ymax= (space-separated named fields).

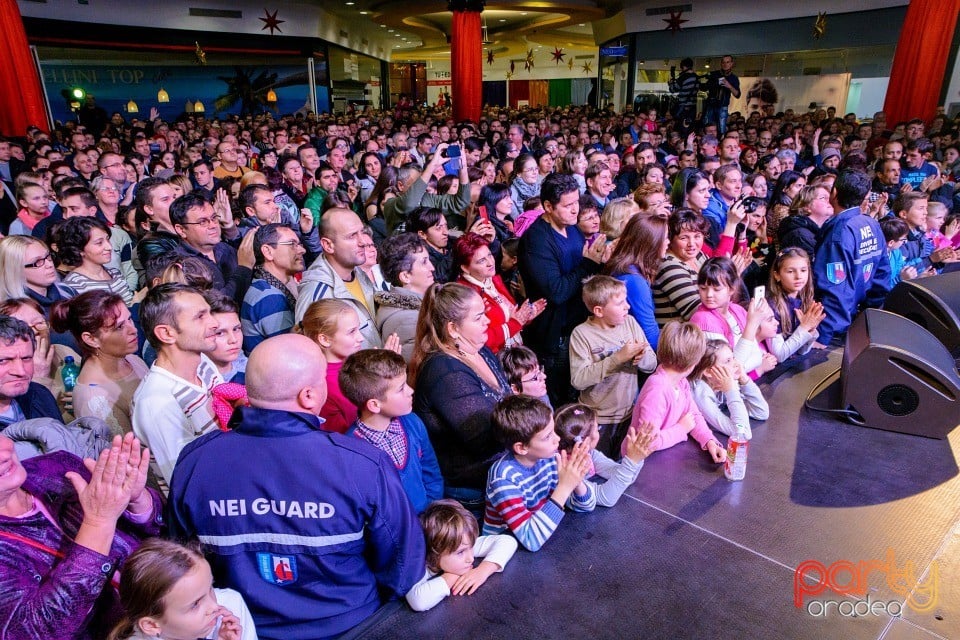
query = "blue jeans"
xmin=444 ymin=485 xmax=486 ymax=522
xmin=705 ymin=105 xmax=730 ymax=134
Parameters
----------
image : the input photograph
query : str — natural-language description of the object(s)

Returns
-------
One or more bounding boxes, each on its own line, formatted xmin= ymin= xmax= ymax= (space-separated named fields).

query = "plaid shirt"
xmin=353 ymin=418 xmax=408 ymax=468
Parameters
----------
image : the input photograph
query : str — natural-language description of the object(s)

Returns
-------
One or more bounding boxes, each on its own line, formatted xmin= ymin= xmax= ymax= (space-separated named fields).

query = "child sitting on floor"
xmin=624 ymin=321 xmax=727 ymax=464
xmin=406 ymin=499 xmax=518 ymax=612
xmin=341 ymin=349 xmax=443 ymax=513
xmin=555 ymin=403 xmax=656 ymax=507
xmin=688 ymin=339 xmax=769 ymax=439
xmin=484 ymin=395 xmax=595 ymax=551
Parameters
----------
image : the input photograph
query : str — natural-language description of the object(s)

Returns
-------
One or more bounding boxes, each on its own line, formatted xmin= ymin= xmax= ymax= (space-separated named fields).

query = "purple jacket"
xmin=0 ymin=451 xmax=164 ymax=640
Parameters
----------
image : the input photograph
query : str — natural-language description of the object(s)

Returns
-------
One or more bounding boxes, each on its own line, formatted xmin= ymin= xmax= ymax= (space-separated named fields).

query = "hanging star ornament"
xmin=663 ymin=11 xmax=687 ymax=33
xmin=581 ymin=61 xmax=593 ymax=74
xmin=487 ymin=50 xmax=495 ymax=65
xmin=551 ymin=47 xmax=565 ymax=65
xmin=813 ymin=12 xmax=827 ymax=40
xmin=506 ymin=71 xmax=513 ymax=80
xmin=194 ymin=41 xmax=207 ymax=65
xmin=567 ymin=57 xmax=575 ymax=71
xmin=524 ymin=49 xmax=535 ymax=72
xmin=259 ymin=9 xmax=285 ymax=35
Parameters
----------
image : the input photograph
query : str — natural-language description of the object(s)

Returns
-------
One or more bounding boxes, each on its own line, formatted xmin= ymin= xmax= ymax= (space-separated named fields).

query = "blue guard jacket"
xmin=167 ymin=406 xmax=426 ymax=640
xmin=813 ymin=206 xmax=891 ymax=345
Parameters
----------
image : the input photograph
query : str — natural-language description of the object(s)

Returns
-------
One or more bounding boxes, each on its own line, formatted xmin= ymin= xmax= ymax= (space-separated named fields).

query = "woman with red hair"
xmin=453 ymin=232 xmax=545 ymax=353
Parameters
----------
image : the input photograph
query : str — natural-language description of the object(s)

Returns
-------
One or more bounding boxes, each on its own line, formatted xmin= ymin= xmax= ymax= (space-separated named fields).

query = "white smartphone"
xmin=753 ymin=286 xmax=765 ymax=308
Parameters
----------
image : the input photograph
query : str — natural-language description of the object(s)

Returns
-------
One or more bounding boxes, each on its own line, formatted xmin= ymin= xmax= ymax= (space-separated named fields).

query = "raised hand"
xmin=622 ymin=423 xmax=657 ymax=464
xmin=797 ymin=301 xmax=826 ymax=332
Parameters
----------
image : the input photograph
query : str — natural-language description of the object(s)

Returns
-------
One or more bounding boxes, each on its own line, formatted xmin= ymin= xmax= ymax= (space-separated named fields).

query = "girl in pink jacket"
xmin=624 ymin=322 xmax=727 ymax=464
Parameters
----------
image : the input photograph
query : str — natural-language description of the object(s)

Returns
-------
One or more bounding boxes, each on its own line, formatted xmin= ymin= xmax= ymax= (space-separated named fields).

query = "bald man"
xmin=295 ymin=207 xmax=382 ymax=348
xmin=168 ymin=334 xmax=425 ymax=640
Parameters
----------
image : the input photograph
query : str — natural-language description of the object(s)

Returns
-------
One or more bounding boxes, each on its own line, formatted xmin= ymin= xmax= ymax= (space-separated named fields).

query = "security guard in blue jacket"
xmin=813 ymin=171 xmax=891 ymax=346
xmin=168 ymin=334 xmax=425 ymax=640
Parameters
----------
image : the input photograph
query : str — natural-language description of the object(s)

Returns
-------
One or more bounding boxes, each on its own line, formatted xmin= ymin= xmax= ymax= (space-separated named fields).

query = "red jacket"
xmin=458 ymin=275 xmax=522 ymax=353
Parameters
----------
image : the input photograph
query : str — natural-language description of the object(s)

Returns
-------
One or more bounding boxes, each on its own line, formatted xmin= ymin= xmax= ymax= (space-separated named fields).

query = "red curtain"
xmin=883 ymin=0 xmax=960 ymax=126
xmin=450 ymin=10 xmax=481 ymax=124
xmin=0 ymin=0 xmax=48 ymax=136
xmin=508 ymin=80 xmax=530 ymax=109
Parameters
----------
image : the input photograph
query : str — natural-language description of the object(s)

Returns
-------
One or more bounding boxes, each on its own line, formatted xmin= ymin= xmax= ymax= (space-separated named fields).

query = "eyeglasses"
xmin=271 ymin=240 xmax=303 ymax=248
xmin=24 ymin=254 xmax=53 ymax=269
xmin=98 ymin=186 xmax=120 ymax=193
xmin=179 ymin=216 xmax=219 ymax=228
xmin=521 ymin=367 xmax=546 ymax=384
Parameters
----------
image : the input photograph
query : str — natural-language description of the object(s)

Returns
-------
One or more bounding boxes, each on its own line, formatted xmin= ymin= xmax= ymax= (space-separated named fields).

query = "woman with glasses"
xmin=508 ymin=153 xmax=542 ymax=216
xmin=453 ymin=232 xmax=545 ymax=354
xmin=0 ymin=235 xmax=78 ymax=349
xmin=59 ymin=217 xmax=134 ymax=305
xmin=0 ymin=298 xmax=82 ymax=419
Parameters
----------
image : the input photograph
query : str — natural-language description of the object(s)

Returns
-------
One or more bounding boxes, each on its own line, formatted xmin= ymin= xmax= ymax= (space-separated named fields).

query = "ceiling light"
xmin=521 ymin=11 xmax=527 ymax=15
xmin=579 ymin=23 xmax=585 ymax=26
xmin=499 ymin=19 xmax=506 ymax=22
xmin=345 ymin=1 xmax=354 ymax=4
xmin=360 ymin=10 xmax=369 ymax=14
xmin=380 ymin=24 xmax=386 ymax=27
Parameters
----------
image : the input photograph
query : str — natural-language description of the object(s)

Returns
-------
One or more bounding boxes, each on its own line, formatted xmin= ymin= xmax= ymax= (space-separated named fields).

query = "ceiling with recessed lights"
xmin=317 ymin=0 xmax=617 ymax=60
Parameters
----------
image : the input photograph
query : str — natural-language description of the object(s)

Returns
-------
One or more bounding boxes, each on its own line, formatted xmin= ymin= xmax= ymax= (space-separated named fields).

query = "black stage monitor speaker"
xmin=883 ymin=272 xmax=960 ymax=356
xmin=841 ymin=309 xmax=960 ymax=439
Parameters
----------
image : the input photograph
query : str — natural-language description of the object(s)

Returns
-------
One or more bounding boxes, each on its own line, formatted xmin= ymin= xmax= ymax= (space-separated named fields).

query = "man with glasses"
xmin=171 ymin=192 xmax=255 ymax=303
xmin=97 ymin=152 xmax=134 ymax=206
xmin=213 ymin=141 xmax=248 ymax=180
xmin=241 ymin=224 xmax=305 ymax=352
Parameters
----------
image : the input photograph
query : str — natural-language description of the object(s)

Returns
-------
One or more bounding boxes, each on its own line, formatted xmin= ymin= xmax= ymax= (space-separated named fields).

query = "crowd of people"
xmin=1 ymin=80 xmax=959 ymax=639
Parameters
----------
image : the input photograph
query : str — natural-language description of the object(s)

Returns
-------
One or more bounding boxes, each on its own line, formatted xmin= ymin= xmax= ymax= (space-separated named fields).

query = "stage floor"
xmin=348 ymin=350 xmax=960 ymax=640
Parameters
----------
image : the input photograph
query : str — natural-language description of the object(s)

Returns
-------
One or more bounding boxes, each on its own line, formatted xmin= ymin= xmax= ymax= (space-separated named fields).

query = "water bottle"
xmin=60 ymin=356 xmax=80 ymax=392
xmin=724 ymin=423 xmax=749 ymax=481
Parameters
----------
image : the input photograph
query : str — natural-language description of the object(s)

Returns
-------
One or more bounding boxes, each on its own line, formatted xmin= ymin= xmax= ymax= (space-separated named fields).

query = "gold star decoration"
xmin=581 ymin=61 xmax=593 ymax=74
xmin=487 ymin=50 xmax=495 ymax=65
xmin=813 ymin=12 xmax=827 ymax=40
xmin=506 ymin=71 xmax=514 ymax=80
xmin=524 ymin=49 xmax=535 ymax=72
xmin=551 ymin=47 xmax=565 ymax=64
xmin=194 ymin=41 xmax=207 ymax=65
xmin=663 ymin=11 xmax=687 ymax=33
xmin=567 ymin=58 xmax=575 ymax=71
xmin=259 ymin=9 xmax=285 ymax=35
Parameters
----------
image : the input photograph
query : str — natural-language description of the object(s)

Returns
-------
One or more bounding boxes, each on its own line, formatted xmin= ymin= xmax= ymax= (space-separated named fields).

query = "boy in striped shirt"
xmin=483 ymin=396 xmax=595 ymax=551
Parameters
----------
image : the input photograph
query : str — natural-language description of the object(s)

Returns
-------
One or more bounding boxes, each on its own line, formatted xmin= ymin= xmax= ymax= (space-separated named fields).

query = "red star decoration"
xmin=487 ymin=50 xmax=495 ymax=65
xmin=551 ymin=47 xmax=565 ymax=64
xmin=259 ymin=9 xmax=285 ymax=35
xmin=663 ymin=11 xmax=687 ymax=33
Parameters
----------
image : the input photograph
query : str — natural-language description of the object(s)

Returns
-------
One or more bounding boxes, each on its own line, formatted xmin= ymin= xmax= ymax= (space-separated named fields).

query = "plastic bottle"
xmin=723 ymin=423 xmax=749 ymax=481
xmin=60 ymin=356 xmax=80 ymax=392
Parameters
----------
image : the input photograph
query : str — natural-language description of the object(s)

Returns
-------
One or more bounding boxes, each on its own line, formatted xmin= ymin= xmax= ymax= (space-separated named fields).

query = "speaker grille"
xmin=877 ymin=384 xmax=920 ymax=416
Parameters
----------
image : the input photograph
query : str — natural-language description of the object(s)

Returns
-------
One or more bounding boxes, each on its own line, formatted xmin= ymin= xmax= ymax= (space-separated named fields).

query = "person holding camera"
xmin=383 ymin=143 xmax=471 ymax=234
xmin=702 ymin=165 xmax=748 ymax=249
xmin=669 ymin=58 xmax=701 ymax=135
xmin=704 ymin=55 xmax=741 ymax=135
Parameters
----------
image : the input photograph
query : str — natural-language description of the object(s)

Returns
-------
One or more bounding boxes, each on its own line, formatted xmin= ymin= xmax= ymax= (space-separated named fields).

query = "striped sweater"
xmin=652 ymin=253 xmax=706 ymax=326
xmin=483 ymin=453 xmax=595 ymax=551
